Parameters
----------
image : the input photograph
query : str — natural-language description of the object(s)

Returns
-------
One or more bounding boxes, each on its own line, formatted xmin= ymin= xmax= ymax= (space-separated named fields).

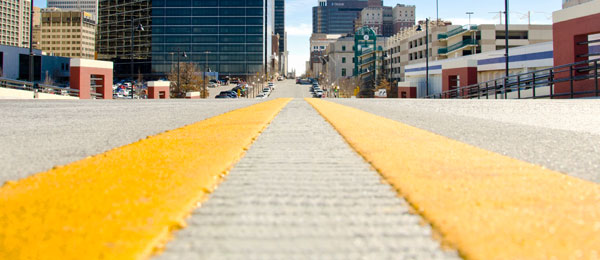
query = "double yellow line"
xmin=1 ymin=98 xmax=599 ymax=259
xmin=0 ymin=99 xmax=291 ymax=260
xmin=307 ymin=99 xmax=600 ymax=259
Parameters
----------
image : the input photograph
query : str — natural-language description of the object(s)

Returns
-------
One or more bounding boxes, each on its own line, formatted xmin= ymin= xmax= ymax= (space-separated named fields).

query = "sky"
xmin=35 ymin=0 xmax=563 ymax=75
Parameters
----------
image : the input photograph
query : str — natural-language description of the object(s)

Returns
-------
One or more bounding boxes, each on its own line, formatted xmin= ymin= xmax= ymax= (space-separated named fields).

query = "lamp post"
xmin=416 ymin=19 xmax=430 ymax=96
xmin=383 ymin=51 xmax=393 ymax=97
xmin=130 ymin=16 xmax=144 ymax=99
xmin=177 ymin=49 xmax=187 ymax=97
xmin=466 ymin=12 xmax=475 ymax=55
xmin=504 ymin=0 xmax=509 ymax=99
xmin=203 ymin=51 xmax=211 ymax=98
xmin=29 ymin=0 xmax=34 ymax=83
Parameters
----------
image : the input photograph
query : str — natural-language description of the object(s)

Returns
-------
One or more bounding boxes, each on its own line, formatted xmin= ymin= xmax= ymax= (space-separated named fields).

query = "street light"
xmin=504 ymin=0 xmax=509 ymax=99
xmin=203 ymin=51 xmax=211 ymax=98
xmin=466 ymin=12 xmax=476 ymax=55
xmin=177 ymin=49 xmax=187 ymax=97
xmin=383 ymin=51 xmax=393 ymax=97
xmin=416 ymin=18 xmax=430 ymax=96
xmin=29 ymin=0 xmax=34 ymax=83
xmin=130 ymin=16 xmax=144 ymax=99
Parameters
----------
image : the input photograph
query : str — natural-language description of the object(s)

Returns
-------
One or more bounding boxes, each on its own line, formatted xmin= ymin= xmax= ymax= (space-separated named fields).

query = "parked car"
xmin=277 ymin=76 xmax=284 ymax=81
xmin=256 ymin=93 xmax=267 ymax=99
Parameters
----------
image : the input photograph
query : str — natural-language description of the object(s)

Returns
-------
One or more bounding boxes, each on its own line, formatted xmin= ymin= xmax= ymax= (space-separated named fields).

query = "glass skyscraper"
xmin=312 ymin=0 xmax=372 ymax=35
xmin=274 ymin=0 xmax=284 ymax=53
xmin=97 ymin=0 xmax=273 ymax=79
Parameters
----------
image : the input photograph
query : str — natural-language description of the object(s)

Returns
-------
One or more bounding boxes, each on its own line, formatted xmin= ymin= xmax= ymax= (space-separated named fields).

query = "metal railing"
xmin=438 ymin=39 xmax=478 ymax=55
xmin=0 ymin=77 xmax=103 ymax=99
xmin=425 ymin=58 xmax=600 ymax=99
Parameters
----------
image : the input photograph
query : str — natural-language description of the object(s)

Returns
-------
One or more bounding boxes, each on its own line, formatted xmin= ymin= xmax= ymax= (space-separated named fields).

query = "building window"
xmin=341 ymin=68 xmax=346 ymax=76
xmin=342 ymin=57 xmax=346 ymax=63
xmin=342 ymin=45 xmax=346 ymax=51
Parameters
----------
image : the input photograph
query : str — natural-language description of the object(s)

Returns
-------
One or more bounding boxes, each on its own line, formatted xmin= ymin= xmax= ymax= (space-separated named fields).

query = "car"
xmin=215 ymin=94 xmax=231 ymax=99
xmin=277 ymin=76 xmax=284 ymax=81
xmin=256 ymin=93 xmax=267 ymax=99
xmin=208 ymin=82 xmax=218 ymax=88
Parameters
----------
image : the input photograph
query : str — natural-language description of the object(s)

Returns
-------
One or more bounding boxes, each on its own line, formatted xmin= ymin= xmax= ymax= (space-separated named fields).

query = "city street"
xmin=1 ymin=96 xmax=599 ymax=259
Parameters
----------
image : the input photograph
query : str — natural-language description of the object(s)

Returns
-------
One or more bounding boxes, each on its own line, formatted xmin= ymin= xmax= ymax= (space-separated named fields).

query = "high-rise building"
xmin=39 ymin=8 xmax=96 ymax=59
xmin=274 ymin=0 xmax=284 ymax=53
xmin=392 ymin=4 xmax=415 ymax=33
xmin=47 ymin=0 xmax=99 ymax=22
xmin=312 ymin=0 xmax=373 ymax=35
xmin=0 ymin=0 xmax=32 ymax=48
xmin=32 ymin=6 xmax=41 ymax=50
xmin=97 ymin=0 xmax=274 ymax=79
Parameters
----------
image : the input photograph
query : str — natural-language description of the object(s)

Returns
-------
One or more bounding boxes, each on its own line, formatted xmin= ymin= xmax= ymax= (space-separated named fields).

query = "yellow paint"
xmin=0 ymin=98 xmax=291 ymax=260
xmin=307 ymin=98 xmax=600 ymax=260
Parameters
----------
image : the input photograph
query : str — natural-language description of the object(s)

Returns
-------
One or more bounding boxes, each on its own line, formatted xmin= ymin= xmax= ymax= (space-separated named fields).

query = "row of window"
xmin=152 ymin=44 xmax=264 ymax=53
xmin=152 ymin=53 xmax=263 ymax=62
xmin=153 ymin=35 xmax=263 ymax=44
xmin=153 ymin=7 xmax=263 ymax=16
xmin=153 ymin=26 xmax=262 ymax=34
xmin=152 ymin=0 xmax=264 ymax=7
xmin=153 ymin=17 xmax=262 ymax=26
xmin=151 ymin=63 xmax=264 ymax=74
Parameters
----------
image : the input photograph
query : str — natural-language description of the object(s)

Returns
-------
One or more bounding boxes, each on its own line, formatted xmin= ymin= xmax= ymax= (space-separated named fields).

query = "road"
xmin=1 ymin=82 xmax=599 ymax=259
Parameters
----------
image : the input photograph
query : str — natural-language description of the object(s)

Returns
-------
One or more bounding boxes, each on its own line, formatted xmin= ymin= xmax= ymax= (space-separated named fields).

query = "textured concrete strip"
xmin=332 ymin=99 xmax=600 ymax=183
xmin=307 ymin=99 xmax=600 ymax=260
xmin=158 ymin=99 xmax=458 ymax=260
xmin=0 ymin=99 xmax=291 ymax=260
xmin=0 ymin=99 xmax=262 ymax=183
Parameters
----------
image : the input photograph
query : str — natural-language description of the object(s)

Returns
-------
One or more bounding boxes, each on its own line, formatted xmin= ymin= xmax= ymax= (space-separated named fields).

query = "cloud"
xmin=286 ymin=23 xmax=312 ymax=36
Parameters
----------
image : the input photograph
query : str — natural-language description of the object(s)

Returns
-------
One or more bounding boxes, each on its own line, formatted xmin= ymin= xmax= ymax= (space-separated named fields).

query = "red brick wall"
xmin=553 ymin=13 xmax=600 ymax=97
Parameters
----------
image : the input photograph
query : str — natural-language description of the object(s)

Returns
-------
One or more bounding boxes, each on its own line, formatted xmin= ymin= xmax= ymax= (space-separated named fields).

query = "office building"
xmin=39 ymin=8 xmax=96 ymax=59
xmin=97 ymin=0 xmax=274 ymax=79
xmin=47 ymin=0 xmax=99 ymax=21
xmin=32 ymin=6 xmax=41 ymax=49
xmin=385 ymin=22 xmax=552 ymax=83
xmin=274 ymin=0 xmax=287 ymax=75
xmin=354 ymin=6 xmax=393 ymax=36
xmin=313 ymin=0 xmax=374 ymax=35
xmin=309 ymin=33 xmax=342 ymax=77
xmin=392 ymin=4 xmax=415 ymax=33
xmin=0 ymin=0 xmax=32 ymax=48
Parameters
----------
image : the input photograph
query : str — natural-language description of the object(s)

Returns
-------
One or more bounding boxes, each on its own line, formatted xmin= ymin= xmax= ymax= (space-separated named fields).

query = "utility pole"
xmin=467 ymin=12 xmax=475 ymax=55
xmin=204 ymin=51 xmax=210 ymax=98
xmin=504 ymin=0 xmax=509 ymax=98
xmin=29 ymin=0 xmax=34 ymax=83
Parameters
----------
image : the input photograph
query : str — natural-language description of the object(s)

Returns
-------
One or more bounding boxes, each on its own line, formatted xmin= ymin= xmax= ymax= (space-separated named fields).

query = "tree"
xmin=377 ymin=78 xmax=391 ymax=93
xmin=339 ymin=77 xmax=359 ymax=98
xmin=167 ymin=63 xmax=205 ymax=98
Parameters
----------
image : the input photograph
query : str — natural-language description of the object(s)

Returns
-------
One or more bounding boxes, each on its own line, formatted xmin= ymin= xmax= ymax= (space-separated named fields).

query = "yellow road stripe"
xmin=0 ymin=98 xmax=291 ymax=260
xmin=307 ymin=98 xmax=600 ymax=260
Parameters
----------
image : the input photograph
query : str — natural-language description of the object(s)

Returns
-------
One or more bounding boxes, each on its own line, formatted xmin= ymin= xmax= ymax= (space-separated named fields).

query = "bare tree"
xmin=43 ymin=71 xmax=55 ymax=86
xmin=167 ymin=63 xmax=205 ymax=98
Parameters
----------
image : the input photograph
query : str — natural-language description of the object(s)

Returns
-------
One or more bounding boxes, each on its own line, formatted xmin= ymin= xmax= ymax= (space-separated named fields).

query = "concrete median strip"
xmin=0 ymin=98 xmax=291 ymax=260
xmin=307 ymin=98 xmax=600 ymax=260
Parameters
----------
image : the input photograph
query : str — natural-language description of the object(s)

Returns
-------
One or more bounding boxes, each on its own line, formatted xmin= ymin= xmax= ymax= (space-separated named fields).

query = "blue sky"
xmin=35 ymin=0 xmax=562 ymax=74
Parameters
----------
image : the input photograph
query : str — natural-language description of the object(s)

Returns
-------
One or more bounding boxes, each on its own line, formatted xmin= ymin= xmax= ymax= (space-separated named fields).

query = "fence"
xmin=425 ymin=58 xmax=600 ymax=99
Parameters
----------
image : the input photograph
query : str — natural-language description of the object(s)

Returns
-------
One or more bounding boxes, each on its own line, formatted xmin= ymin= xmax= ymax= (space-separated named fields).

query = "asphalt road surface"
xmin=2 ymin=84 xmax=599 ymax=259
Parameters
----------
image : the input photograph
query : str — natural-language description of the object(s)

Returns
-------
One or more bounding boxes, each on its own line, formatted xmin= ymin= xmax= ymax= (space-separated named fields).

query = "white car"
xmin=256 ymin=93 xmax=267 ymax=99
